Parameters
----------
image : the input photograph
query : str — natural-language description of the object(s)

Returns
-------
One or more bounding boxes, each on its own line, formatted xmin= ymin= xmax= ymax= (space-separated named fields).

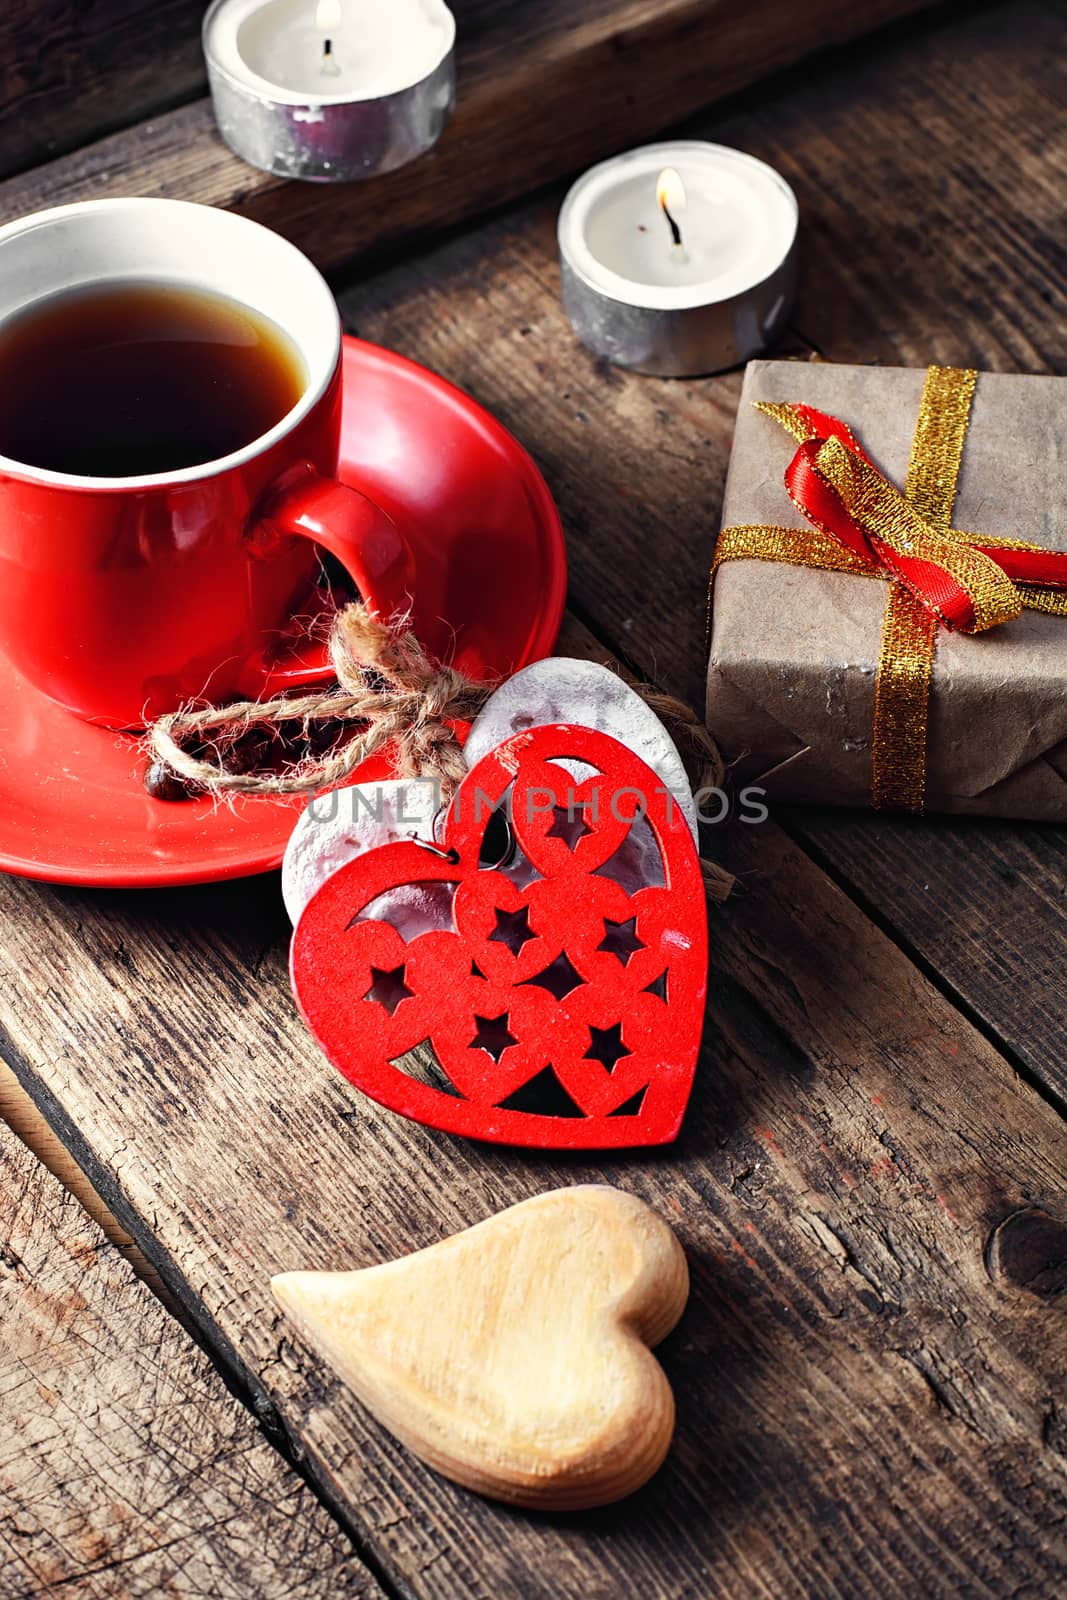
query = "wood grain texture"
xmin=272 ymin=1186 xmax=688 ymax=1509
xmin=0 ymin=1120 xmax=380 ymax=1599
xmin=0 ymin=0 xmax=205 ymax=181
xmin=335 ymin=0 xmax=1067 ymax=1116
xmin=784 ymin=812 xmax=1067 ymax=1111
xmin=0 ymin=658 xmax=1065 ymax=1596
xmin=0 ymin=0 xmax=937 ymax=278
xmin=1 ymin=2 xmax=1066 ymax=1596
xmin=0 ymin=1058 xmax=176 ymax=1311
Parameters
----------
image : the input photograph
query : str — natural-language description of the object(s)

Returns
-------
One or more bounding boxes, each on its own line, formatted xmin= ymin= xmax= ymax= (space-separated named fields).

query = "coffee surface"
xmin=0 ymin=281 xmax=306 ymax=477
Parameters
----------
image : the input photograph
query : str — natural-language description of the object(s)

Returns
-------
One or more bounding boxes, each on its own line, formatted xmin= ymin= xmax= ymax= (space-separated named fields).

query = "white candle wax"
xmin=205 ymin=0 xmax=455 ymax=105
xmin=560 ymin=142 xmax=798 ymax=310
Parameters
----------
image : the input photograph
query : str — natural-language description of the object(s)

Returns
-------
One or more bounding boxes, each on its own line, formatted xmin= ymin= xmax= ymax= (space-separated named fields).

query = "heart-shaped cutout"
xmin=271 ymin=1184 xmax=689 ymax=1509
xmin=290 ymin=724 xmax=708 ymax=1147
xmin=464 ymin=656 xmax=700 ymax=843
xmin=281 ymin=656 xmax=699 ymax=926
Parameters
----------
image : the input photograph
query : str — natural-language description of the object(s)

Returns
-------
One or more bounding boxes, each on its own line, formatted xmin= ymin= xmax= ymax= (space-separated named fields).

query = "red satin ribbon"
xmin=784 ymin=403 xmax=1067 ymax=634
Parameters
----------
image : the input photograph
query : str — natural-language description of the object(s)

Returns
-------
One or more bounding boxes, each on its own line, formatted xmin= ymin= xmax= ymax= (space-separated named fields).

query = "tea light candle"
xmin=203 ymin=0 xmax=456 ymax=182
xmin=558 ymin=142 xmax=799 ymax=376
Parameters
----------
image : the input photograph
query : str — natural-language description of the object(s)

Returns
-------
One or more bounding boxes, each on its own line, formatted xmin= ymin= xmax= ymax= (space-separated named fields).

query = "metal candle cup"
xmin=203 ymin=0 xmax=456 ymax=183
xmin=558 ymin=142 xmax=799 ymax=377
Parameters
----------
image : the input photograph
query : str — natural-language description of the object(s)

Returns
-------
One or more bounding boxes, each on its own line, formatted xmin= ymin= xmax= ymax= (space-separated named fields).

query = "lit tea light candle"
xmin=558 ymin=141 xmax=799 ymax=376
xmin=203 ymin=0 xmax=456 ymax=181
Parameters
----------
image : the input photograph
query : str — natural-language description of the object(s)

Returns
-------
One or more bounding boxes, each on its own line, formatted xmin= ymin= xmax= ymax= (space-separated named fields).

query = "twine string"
xmin=148 ymin=603 xmax=487 ymax=798
xmin=145 ymin=601 xmax=733 ymax=899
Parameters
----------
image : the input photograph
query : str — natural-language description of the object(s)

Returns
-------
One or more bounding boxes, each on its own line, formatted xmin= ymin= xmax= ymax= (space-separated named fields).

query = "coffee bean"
xmin=143 ymin=762 xmax=198 ymax=802
xmin=221 ymin=728 xmax=273 ymax=775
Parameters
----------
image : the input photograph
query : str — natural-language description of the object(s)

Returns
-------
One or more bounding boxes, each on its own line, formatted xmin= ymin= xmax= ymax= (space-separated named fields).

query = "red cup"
xmin=0 ymin=198 xmax=414 ymax=727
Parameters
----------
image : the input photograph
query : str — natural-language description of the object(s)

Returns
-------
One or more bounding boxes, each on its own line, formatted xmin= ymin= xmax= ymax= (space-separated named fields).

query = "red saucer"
xmin=0 ymin=338 xmax=566 ymax=888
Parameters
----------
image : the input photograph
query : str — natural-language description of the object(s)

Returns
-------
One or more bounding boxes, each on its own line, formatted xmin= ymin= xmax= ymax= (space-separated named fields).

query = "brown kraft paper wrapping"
xmin=705 ymin=360 xmax=1067 ymax=820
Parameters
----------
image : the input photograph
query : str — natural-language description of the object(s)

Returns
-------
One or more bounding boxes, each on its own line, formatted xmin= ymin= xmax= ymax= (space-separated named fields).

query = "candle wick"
xmin=321 ymin=36 xmax=341 ymax=76
xmin=662 ymin=203 xmax=683 ymax=250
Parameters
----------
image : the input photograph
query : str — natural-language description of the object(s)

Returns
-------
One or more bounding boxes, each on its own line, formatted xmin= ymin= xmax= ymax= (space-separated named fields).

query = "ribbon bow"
xmin=711 ymin=366 xmax=1067 ymax=811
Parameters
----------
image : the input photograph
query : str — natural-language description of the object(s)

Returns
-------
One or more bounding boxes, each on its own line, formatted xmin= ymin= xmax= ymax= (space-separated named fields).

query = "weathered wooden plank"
xmin=335 ymin=0 xmax=1067 ymax=1111
xmin=0 ymin=0 xmax=937 ymax=277
xmin=1 ymin=749 xmax=1065 ymax=1597
xmin=0 ymin=1120 xmax=381 ymax=1599
xmin=724 ymin=0 xmax=1067 ymax=1109
xmin=0 ymin=1057 xmax=176 ymax=1310
xmin=784 ymin=814 xmax=1067 ymax=1111
xmin=0 ymin=604 xmax=1062 ymax=1593
xmin=0 ymin=0 xmax=205 ymax=180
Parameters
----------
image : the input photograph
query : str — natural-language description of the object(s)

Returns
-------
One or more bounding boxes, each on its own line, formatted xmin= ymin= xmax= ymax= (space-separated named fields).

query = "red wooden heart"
xmin=290 ymin=725 xmax=707 ymax=1148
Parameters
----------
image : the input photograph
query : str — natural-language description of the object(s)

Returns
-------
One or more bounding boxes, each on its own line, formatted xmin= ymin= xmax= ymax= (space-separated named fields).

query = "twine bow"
xmin=711 ymin=366 xmax=1067 ymax=811
xmin=148 ymin=603 xmax=487 ymax=798
xmin=146 ymin=602 xmax=733 ymax=896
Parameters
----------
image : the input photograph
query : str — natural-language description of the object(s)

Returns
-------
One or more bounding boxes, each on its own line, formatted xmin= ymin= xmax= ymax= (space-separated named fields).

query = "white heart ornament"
xmin=465 ymin=657 xmax=698 ymax=843
xmin=282 ymin=776 xmax=443 ymax=929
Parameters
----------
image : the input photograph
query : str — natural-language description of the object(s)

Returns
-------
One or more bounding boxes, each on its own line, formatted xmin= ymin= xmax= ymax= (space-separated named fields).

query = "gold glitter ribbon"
xmin=710 ymin=366 xmax=1067 ymax=812
xmin=870 ymin=367 xmax=973 ymax=809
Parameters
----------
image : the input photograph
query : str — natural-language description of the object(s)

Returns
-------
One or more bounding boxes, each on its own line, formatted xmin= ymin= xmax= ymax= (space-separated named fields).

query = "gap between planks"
xmin=775 ymin=816 xmax=1067 ymax=1123
xmin=0 ymin=1056 xmax=178 ymax=1312
xmin=0 ymin=1115 xmax=386 ymax=1598
xmin=566 ymin=591 xmax=1067 ymax=1130
xmin=0 ymin=6 xmax=1062 ymax=1593
xmin=0 ymin=1029 xmax=410 ymax=1600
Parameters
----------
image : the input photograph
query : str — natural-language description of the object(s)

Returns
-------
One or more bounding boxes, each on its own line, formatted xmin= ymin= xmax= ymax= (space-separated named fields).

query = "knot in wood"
xmin=985 ymin=1207 xmax=1067 ymax=1298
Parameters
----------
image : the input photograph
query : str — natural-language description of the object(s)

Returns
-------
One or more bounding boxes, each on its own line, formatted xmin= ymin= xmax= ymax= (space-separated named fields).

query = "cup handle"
xmin=252 ymin=469 xmax=415 ymax=693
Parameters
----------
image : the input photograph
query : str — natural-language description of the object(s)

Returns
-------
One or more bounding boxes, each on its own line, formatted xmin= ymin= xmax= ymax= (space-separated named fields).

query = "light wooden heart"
xmin=271 ymin=1185 xmax=688 ymax=1510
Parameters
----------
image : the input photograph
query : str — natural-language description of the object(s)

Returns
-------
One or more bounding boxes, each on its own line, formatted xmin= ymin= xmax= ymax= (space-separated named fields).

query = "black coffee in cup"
xmin=0 ymin=281 xmax=306 ymax=477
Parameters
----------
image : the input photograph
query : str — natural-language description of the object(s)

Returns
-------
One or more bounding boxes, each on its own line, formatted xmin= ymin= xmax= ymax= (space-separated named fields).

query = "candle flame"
xmin=657 ymin=167 xmax=687 ymax=252
xmin=656 ymin=168 xmax=687 ymax=219
xmin=316 ymin=0 xmax=341 ymax=33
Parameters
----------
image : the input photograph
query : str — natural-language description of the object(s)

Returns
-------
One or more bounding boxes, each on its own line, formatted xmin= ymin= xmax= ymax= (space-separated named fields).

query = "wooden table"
xmin=2 ymin=2 xmax=1066 ymax=1596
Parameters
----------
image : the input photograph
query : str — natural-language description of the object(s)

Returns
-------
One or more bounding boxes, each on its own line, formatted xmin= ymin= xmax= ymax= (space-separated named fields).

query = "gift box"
xmin=705 ymin=361 xmax=1067 ymax=820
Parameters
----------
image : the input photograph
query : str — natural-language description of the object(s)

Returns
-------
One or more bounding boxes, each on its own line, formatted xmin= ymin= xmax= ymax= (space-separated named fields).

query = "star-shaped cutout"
xmin=523 ymin=952 xmax=585 ymax=1002
xmin=362 ymin=964 xmax=414 ymax=1016
xmin=545 ymin=804 xmax=593 ymax=851
xmin=644 ymin=970 xmax=669 ymax=1002
xmin=597 ymin=915 xmax=645 ymax=966
xmin=488 ymin=904 xmax=537 ymax=956
xmin=469 ymin=1012 xmax=518 ymax=1062
xmin=584 ymin=1022 xmax=631 ymax=1073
